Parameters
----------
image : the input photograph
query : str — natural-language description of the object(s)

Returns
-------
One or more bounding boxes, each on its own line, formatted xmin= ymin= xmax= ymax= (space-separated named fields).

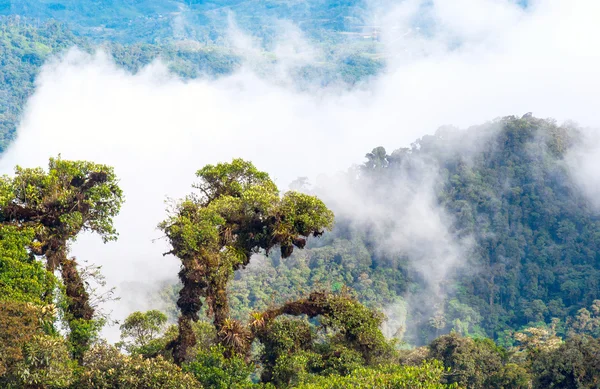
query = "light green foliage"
xmin=4 ymin=157 xmax=123 ymax=244
xmin=160 ymin=158 xmax=334 ymax=362
xmin=75 ymin=343 xmax=202 ymax=389
xmin=0 ymin=225 xmax=56 ymax=305
xmin=118 ymin=310 xmax=168 ymax=353
xmin=67 ymin=318 xmax=104 ymax=361
xmin=293 ymin=360 xmax=459 ymax=389
xmin=8 ymin=334 xmax=74 ymax=388
xmin=184 ymin=345 xmax=257 ymax=389
xmin=1 ymin=156 xmax=124 ymax=359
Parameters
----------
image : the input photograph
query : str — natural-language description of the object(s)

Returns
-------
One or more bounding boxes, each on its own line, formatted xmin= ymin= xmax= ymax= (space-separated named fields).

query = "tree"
xmin=118 ymin=310 xmax=168 ymax=354
xmin=0 ymin=157 xmax=123 ymax=359
xmin=531 ymin=336 xmax=600 ymax=389
xmin=252 ymin=291 xmax=394 ymax=385
xmin=428 ymin=333 xmax=508 ymax=389
xmin=159 ymin=159 xmax=334 ymax=364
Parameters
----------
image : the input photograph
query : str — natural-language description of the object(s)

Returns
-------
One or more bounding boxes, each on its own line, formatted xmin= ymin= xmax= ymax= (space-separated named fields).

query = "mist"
xmin=1 ymin=0 xmax=600 ymax=342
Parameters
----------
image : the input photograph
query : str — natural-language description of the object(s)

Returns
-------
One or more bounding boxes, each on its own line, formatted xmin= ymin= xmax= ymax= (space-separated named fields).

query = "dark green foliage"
xmin=486 ymin=364 xmax=531 ymax=389
xmin=219 ymin=116 xmax=600 ymax=348
xmin=428 ymin=333 xmax=528 ymax=389
xmin=530 ymin=335 xmax=600 ymax=389
xmin=429 ymin=333 xmax=501 ymax=388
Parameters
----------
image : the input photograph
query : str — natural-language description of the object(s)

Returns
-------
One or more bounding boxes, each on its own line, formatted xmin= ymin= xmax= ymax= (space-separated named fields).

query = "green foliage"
xmin=67 ymin=318 xmax=104 ymax=361
xmin=3 ymin=157 xmax=124 ymax=243
xmin=7 ymin=334 xmax=74 ymax=389
xmin=0 ymin=225 xmax=56 ymax=305
xmin=566 ymin=300 xmax=600 ymax=338
xmin=3 ymin=116 xmax=600 ymax=388
xmin=318 ymin=292 xmax=394 ymax=364
xmin=75 ymin=343 xmax=202 ymax=389
xmin=0 ymin=300 xmax=71 ymax=388
xmin=118 ymin=310 xmax=168 ymax=353
xmin=0 ymin=301 xmax=44 ymax=379
xmin=258 ymin=318 xmax=316 ymax=385
xmin=1 ymin=0 xmax=377 ymax=46
xmin=0 ymin=17 xmax=81 ymax=153
xmin=486 ymin=363 xmax=531 ymax=389
xmin=293 ymin=360 xmax=459 ymax=389
xmin=1 ymin=156 xmax=124 ymax=360
xmin=0 ymin=13 xmax=382 ymax=154
xmin=184 ymin=345 xmax=257 ymax=389
xmin=160 ymin=158 xmax=334 ymax=362
xmin=254 ymin=292 xmax=396 ymax=386
xmin=216 ymin=116 xmax=600 ymax=349
xmin=428 ymin=333 xmax=506 ymax=389
xmin=530 ymin=335 xmax=600 ymax=389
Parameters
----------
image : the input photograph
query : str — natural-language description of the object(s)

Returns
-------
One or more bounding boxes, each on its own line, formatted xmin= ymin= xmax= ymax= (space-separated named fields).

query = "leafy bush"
xmin=75 ymin=343 xmax=201 ymax=389
xmin=293 ymin=360 xmax=458 ymax=389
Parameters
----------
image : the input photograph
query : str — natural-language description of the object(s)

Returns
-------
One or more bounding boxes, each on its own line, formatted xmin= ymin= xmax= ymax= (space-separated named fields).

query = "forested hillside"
xmin=1 ymin=0 xmax=369 ymax=44
xmin=223 ymin=115 xmax=600 ymax=346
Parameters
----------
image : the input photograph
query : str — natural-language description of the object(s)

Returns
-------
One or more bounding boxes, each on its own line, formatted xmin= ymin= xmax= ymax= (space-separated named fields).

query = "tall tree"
xmin=0 ymin=157 xmax=123 ymax=359
xmin=159 ymin=159 xmax=334 ymax=364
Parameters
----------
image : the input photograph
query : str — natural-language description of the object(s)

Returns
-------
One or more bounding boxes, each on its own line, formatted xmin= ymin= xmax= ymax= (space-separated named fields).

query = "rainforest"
xmin=1 ymin=1 xmax=600 ymax=388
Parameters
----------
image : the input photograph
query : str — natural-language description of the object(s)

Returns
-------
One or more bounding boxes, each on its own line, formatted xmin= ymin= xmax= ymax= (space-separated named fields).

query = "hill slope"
xmin=226 ymin=115 xmax=600 ymax=345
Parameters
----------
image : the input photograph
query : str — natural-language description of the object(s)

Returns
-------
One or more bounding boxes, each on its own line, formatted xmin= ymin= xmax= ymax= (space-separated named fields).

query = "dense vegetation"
xmin=0 ymin=157 xmax=454 ymax=388
xmin=223 ymin=116 xmax=600 ymax=347
xmin=1 ymin=0 xmax=371 ymax=44
xmin=1 ymin=1 xmax=600 ymax=387
xmin=2 ymin=125 xmax=600 ymax=387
